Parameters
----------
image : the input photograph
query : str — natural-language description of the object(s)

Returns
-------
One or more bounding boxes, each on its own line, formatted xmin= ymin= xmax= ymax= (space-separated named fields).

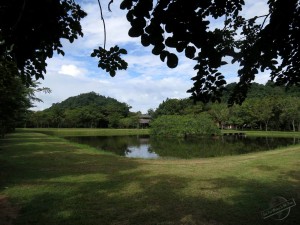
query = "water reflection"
xmin=127 ymin=145 xmax=159 ymax=159
xmin=65 ymin=135 xmax=299 ymax=159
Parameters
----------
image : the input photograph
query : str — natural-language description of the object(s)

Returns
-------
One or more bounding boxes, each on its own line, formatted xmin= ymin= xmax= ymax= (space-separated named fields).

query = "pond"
xmin=65 ymin=135 xmax=300 ymax=159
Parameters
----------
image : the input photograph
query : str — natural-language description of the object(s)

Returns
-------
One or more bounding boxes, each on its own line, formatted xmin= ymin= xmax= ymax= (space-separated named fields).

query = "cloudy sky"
xmin=33 ymin=0 xmax=270 ymax=113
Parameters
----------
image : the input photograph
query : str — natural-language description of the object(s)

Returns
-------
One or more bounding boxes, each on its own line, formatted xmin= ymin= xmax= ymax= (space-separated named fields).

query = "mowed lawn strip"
xmin=0 ymin=132 xmax=299 ymax=225
xmin=17 ymin=128 xmax=150 ymax=137
xmin=222 ymin=130 xmax=300 ymax=138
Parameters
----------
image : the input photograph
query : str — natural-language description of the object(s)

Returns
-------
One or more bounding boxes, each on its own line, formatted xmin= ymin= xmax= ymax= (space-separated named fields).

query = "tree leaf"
xmin=185 ymin=46 xmax=196 ymax=59
xmin=167 ymin=53 xmax=178 ymax=68
xmin=160 ymin=51 xmax=169 ymax=62
xmin=119 ymin=49 xmax=127 ymax=54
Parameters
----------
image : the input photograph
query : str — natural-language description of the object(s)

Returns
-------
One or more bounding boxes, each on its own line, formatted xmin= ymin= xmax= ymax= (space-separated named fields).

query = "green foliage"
xmin=119 ymin=115 xmax=139 ymax=128
xmin=91 ymin=46 xmax=128 ymax=77
xmin=279 ymin=97 xmax=300 ymax=132
xmin=154 ymin=98 xmax=204 ymax=117
xmin=150 ymin=114 xmax=220 ymax=137
xmin=152 ymin=82 xmax=300 ymax=132
xmin=27 ymin=92 xmax=135 ymax=129
xmin=0 ymin=60 xmax=32 ymax=136
xmin=209 ymin=103 xmax=229 ymax=129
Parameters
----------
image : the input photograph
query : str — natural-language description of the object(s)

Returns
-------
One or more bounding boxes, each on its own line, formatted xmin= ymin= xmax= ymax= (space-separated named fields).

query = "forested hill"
xmin=222 ymin=81 xmax=300 ymax=101
xmin=46 ymin=92 xmax=129 ymax=112
xmin=28 ymin=92 xmax=135 ymax=128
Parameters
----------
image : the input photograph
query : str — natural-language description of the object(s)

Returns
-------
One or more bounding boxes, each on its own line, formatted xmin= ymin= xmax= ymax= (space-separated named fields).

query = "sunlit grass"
xmin=17 ymin=128 xmax=150 ymax=137
xmin=222 ymin=129 xmax=300 ymax=138
xmin=0 ymin=131 xmax=299 ymax=225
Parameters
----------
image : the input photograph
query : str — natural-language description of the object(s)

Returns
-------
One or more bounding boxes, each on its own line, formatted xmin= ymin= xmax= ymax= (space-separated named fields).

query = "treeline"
xmin=23 ymin=82 xmax=300 ymax=131
xmin=25 ymin=92 xmax=141 ymax=128
xmin=151 ymin=82 xmax=300 ymax=132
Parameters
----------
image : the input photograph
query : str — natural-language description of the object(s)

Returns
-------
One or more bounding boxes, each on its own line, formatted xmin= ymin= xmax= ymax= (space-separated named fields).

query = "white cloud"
xmin=33 ymin=69 xmax=192 ymax=113
xmin=58 ymin=64 xmax=83 ymax=77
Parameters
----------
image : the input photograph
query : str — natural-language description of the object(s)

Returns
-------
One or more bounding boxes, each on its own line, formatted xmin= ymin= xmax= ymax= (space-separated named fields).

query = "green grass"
xmin=222 ymin=129 xmax=300 ymax=138
xmin=18 ymin=128 xmax=300 ymax=138
xmin=17 ymin=128 xmax=150 ymax=137
xmin=0 ymin=131 xmax=299 ymax=225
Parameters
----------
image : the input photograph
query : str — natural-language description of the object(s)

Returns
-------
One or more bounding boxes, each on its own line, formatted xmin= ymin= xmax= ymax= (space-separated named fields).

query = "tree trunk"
xmin=292 ymin=120 xmax=295 ymax=132
xmin=265 ymin=121 xmax=269 ymax=131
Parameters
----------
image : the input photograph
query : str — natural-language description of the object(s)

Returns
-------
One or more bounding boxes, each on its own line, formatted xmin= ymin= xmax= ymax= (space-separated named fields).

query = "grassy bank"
xmin=222 ymin=129 xmax=300 ymax=138
xmin=0 ymin=131 xmax=299 ymax=225
xmin=18 ymin=128 xmax=300 ymax=138
xmin=17 ymin=128 xmax=150 ymax=137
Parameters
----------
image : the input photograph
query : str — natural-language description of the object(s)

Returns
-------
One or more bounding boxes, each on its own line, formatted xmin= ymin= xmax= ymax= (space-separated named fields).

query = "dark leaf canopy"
xmin=1 ymin=0 xmax=299 ymax=105
xmin=118 ymin=0 xmax=300 ymax=104
xmin=0 ymin=0 xmax=87 ymax=84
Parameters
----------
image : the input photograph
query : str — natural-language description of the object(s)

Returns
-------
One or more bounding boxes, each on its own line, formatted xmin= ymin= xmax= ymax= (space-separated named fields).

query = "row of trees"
xmin=24 ymin=82 xmax=300 ymax=131
xmin=152 ymin=97 xmax=300 ymax=132
xmin=209 ymin=97 xmax=300 ymax=131
xmin=151 ymin=82 xmax=300 ymax=132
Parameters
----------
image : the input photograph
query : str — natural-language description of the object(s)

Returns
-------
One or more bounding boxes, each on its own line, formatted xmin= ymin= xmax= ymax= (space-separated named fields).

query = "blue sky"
xmin=34 ymin=0 xmax=270 ymax=113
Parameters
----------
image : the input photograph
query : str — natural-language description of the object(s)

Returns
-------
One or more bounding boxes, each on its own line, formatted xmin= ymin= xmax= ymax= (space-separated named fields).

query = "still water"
xmin=66 ymin=135 xmax=299 ymax=159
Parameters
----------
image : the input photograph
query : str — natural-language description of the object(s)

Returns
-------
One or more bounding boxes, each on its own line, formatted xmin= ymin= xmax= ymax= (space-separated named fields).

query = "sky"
xmin=33 ymin=0 xmax=270 ymax=113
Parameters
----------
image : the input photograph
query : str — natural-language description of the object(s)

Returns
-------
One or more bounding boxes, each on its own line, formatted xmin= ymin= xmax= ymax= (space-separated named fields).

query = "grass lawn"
xmin=17 ymin=128 xmax=150 ymax=137
xmin=222 ymin=129 xmax=300 ymax=138
xmin=0 ymin=131 xmax=299 ymax=225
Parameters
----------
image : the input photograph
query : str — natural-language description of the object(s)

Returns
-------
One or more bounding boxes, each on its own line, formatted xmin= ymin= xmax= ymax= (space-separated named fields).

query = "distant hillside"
xmin=46 ymin=92 xmax=129 ymax=111
xmin=222 ymin=81 xmax=300 ymax=101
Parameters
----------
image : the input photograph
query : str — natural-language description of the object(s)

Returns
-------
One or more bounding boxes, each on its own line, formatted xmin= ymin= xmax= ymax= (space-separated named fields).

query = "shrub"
xmin=150 ymin=113 xmax=220 ymax=137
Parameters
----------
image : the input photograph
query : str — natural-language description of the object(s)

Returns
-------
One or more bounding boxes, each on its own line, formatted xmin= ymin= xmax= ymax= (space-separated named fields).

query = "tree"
xmin=1 ymin=0 xmax=299 ymax=104
xmin=280 ymin=97 xmax=300 ymax=132
xmin=0 ymin=60 xmax=46 ymax=135
xmin=244 ymin=98 xmax=274 ymax=131
xmin=120 ymin=0 xmax=300 ymax=104
xmin=209 ymin=103 xmax=229 ymax=129
xmin=227 ymin=105 xmax=245 ymax=130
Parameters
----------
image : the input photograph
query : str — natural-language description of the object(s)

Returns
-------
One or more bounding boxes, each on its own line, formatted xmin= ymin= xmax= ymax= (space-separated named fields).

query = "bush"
xmin=150 ymin=114 xmax=220 ymax=137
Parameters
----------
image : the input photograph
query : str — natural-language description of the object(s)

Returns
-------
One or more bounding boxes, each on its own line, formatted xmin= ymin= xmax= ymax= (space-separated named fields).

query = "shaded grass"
xmin=0 ymin=132 xmax=299 ymax=225
xmin=17 ymin=128 xmax=150 ymax=137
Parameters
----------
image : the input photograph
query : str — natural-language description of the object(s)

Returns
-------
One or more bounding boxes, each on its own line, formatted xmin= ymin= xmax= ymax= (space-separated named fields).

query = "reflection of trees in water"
xmin=149 ymin=137 xmax=299 ymax=159
xmin=66 ymin=136 xmax=299 ymax=159
xmin=149 ymin=137 xmax=244 ymax=158
xmin=67 ymin=135 xmax=150 ymax=156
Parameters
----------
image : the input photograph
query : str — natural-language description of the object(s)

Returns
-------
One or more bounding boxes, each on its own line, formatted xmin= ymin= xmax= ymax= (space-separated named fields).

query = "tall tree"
xmin=280 ymin=97 xmax=300 ymax=132
xmin=246 ymin=98 xmax=274 ymax=131
xmin=0 ymin=60 xmax=31 ymax=136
